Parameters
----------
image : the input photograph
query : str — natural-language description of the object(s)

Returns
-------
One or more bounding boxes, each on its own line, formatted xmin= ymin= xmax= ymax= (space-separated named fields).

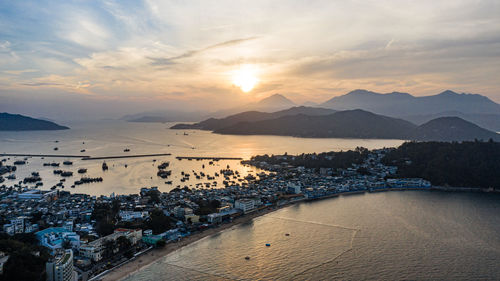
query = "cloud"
xmin=21 ymin=82 xmax=63 ymax=87
xmin=3 ymin=69 xmax=39 ymax=75
xmin=149 ymin=36 xmax=259 ymax=66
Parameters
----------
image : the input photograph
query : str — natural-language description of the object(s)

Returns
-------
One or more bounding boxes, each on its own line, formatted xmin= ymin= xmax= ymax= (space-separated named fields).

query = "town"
xmin=0 ymin=147 xmax=432 ymax=281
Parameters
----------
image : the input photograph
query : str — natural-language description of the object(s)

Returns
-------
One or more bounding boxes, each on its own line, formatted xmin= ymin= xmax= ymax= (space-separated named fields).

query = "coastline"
xmin=99 ymin=207 xmax=278 ymax=281
xmin=96 ymin=186 xmax=497 ymax=281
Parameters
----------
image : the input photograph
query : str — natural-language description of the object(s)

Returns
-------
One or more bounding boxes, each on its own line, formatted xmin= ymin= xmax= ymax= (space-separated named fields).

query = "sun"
xmin=232 ymin=65 xmax=259 ymax=92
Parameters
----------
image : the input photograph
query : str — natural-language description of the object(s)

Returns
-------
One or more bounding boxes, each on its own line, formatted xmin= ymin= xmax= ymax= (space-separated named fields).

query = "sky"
xmin=1 ymin=0 xmax=500 ymax=120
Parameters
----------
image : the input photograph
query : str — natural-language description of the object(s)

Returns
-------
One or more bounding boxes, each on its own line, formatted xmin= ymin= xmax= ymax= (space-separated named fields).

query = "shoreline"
xmin=96 ymin=186 xmax=497 ymax=281
xmin=99 ymin=207 xmax=278 ymax=281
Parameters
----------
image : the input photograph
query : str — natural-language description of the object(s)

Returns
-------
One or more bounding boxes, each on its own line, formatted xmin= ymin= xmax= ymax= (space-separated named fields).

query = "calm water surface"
xmin=125 ymin=191 xmax=500 ymax=280
xmin=0 ymin=120 xmax=403 ymax=196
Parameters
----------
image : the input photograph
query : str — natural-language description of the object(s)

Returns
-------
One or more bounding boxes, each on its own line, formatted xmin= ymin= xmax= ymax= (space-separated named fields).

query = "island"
xmin=0 ymin=113 xmax=69 ymax=131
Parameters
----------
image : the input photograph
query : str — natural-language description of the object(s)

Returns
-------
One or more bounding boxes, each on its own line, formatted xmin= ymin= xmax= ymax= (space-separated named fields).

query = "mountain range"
xmin=0 ymin=113 xmax=69 ymax=131
xmin=320 ymin=89 xmax=500 ymax=131
xmin=171 ymin=106 xmax=336 ymax=130
xmin=128 ymin=90 xmax=500 ymax=131
xmin=172 ymin=107 xmax=500 ymax=141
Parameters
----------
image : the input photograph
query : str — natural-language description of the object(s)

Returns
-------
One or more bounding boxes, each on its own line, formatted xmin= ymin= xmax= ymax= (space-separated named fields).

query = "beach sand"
xmin=99 ymin=207 xmax=277 ymax=281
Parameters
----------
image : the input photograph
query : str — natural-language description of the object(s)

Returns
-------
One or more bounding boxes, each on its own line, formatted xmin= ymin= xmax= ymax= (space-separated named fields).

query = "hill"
xmin=412 ymin=117 xmax=500 ymax=141
xmin=0 ymin=113 xmax=69 ymax=131
xmin=403 ymin=111 xmax=500 ymax=132
xmin=321 ymin=89 xmax=500 ymax=116
xmin=171 ymin=106 xmax=336 ymax=130
xmin=382 ymin=141 xmax=500 ymax=189
xmin=214 ymin=109 xmax=417 ymax=139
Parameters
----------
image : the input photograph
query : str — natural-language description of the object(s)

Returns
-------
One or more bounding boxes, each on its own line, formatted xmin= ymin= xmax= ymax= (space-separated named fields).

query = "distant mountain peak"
xmin=321 ymin=89 xmax=500 ymax=116
xmin=346 ymin=89 xmax=377 ymax=96
xmin=437 ymin=90 xmax=458 ymax=96
xmin=257 ymin=93 xmax=296 ymax=107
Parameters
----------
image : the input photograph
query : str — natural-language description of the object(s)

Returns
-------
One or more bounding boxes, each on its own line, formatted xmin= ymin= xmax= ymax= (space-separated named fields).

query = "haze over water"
xmin=125 ymin=191 xmax=500 ymax=281
xmin=0 ymin=121 xmax=403 ymax=196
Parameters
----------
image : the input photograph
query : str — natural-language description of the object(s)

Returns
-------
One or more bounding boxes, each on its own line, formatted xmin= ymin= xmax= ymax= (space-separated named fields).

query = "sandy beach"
xmin=99 ymin=207 xmax=277 ymax=281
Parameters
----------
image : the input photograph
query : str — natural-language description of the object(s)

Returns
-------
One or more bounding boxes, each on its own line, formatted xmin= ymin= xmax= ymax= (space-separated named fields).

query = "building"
xmin=17 ymin=189 xmax=57 ymax=201
xmin=0 ymin=253 xmax=9 ymax=275
xmin=11 ymin=217 xmax=25 ymax=234
xmin=185 ymin=214 xmax=199 ymax=223
xmin=235 ymin=199 xmax=255 ymax=214
xmin=45 ymin=249 xmax=78 ymax=281
xmin=287 ymin=182 xmax=302 ymax=194
xmin=80 ymin=229 xmax=142 ymax=262
xmin=142 ymin=235 xmax=163 ymax=246
xmin=119 ymin=210 xmax=149 ymax=222
xmin=35 ymin=227 xmax=80 ymax=254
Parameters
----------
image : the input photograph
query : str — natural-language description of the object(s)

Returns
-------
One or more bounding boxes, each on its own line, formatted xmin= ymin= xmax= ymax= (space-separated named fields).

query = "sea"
xmin=125 ymin=191 xmax=500 ymax=281
xmin=3 ymin=121 xmax=499 ymax=280
xmin=0 ymin=120 xmax=402 ymax=196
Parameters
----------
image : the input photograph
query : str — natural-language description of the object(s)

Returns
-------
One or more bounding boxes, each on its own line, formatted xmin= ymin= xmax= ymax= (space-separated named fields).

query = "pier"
xmin=0 ymin=153 xmax=89 ymax=158
xmin=175 ymin=156 xmax=243 ymax=160
xmin=82 ymin=153 xmax=171 ymax=160
xmin=1 ymin=153 xmax=171 ymax=160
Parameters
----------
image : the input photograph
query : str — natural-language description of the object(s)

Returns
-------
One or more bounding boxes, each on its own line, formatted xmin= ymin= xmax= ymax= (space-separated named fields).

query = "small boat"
xmin=265 ymin=243 xmax=271 ymax=247
xmin=63 ymin=161 xmax=73 ymax=165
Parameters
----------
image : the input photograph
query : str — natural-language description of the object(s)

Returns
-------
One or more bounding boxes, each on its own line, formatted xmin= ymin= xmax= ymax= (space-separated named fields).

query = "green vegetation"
xmin=146 ymin=209 xmax=174 ymax=234
xmin=248 ymin=147 xmax=369 ymax=170
xmin=383 ymin=141 xmax=500 ymax=189
xmin=0 ymin=233 xmax=50 ymax=281
xmin=194 ymin=199 xmax=221 ymax=216
xmin=92 ymin=200 xmax=120 ymax=236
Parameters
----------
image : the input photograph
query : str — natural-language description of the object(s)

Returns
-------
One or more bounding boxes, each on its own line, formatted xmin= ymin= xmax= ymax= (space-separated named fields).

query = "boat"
xmin=63 ymin=161 xmax=73 ymax=165
xmin=265 ymin=243 xmax=271 ymax=247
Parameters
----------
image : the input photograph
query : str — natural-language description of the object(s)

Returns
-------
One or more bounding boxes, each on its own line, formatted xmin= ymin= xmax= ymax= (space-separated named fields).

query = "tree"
xmin=116 ymin=236 xmax=132 ymax=252
xmin=62 ymin=239 xmax=72 ymax=249
xmin=156 ymin=240 xmax=166 ymax=248
xmin=103 ymin=239 xmax=116 ymax=259
xmin=146 ymin=209 xmax=172 ymax=234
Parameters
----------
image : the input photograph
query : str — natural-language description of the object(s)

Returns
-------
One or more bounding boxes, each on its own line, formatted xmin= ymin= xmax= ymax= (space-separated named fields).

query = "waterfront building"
xmin=45 ymin=249 xmax=78 ymax=281
xmin=235 ymin=199 xmax=255 ymax=214
xmin=17 ymin=189 xmax=58 ymax=201
xmin=80 ymin=228 xmax=142 ymax=262
xmin=142 ymin=234 xmax=163 ymax=246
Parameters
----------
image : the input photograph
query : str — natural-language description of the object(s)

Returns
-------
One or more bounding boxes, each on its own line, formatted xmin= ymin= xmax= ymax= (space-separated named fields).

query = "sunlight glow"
xmin=232 ymin=65 xmax=259 ymax=92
